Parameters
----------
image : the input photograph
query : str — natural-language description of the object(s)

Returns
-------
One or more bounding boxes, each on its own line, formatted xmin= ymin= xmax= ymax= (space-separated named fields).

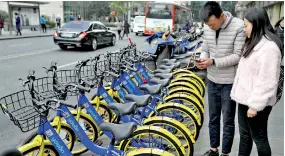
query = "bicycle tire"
xmin=164 ymin=94 xmax=204 ymax=126
xmin=119 ymin=126 xmax=185 ymax=156
xmin=143 ymin=116 xmax=194 ymax=156
xmin=168 ymin=81 xmax=202 ymax=96
xmin=21 ymin=145 xmax=59 ymax=156
xmin=126 ymin=148 xmax=175 ymax=156
xmin=154 ymin=103 xmax=201 ymax=140
xmin=168 ymin=87 xmax=204 ymax=107
xmin=21 ymin=124 xmax=75 ymax=151
xmin=170 ymin=78 xmax=204 ymax=96
xmin=175 ymin=74 xmax=206 ymax=96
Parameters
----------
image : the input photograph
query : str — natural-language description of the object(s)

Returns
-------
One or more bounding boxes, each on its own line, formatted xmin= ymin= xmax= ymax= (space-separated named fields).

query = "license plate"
xmin=62 ymin=33 xmax=74 ymax=37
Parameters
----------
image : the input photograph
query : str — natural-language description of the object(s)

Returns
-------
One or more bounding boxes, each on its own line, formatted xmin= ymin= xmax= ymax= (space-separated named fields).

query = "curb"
xmin=0 ymin=34 xmax=53 ymax=40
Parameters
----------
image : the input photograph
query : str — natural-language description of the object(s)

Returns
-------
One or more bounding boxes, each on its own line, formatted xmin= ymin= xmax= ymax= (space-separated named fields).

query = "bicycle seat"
xmin=99 ymin=122 xmax=137 ymax=142
xmin=139 ymin=84 xmax=162 ymax=95
xmin=165 ymin=62 xmax=181 ymax=68
xmin=162 ymin=59 xmax=176 ymax=64
xmin=158 ymin=65 xmax=175 ymax=71
xmin=154 ymin=68 xmax=172 ymax=74
xmin=125 ymin=94 xmax=151 ymax=107
xmin=150 ymin=78 xmax=171 ymax=88
xmin=154 ymin=73 xmax=173 ymax=79
xmin=108 ymin=102 xmax=137 ymax=116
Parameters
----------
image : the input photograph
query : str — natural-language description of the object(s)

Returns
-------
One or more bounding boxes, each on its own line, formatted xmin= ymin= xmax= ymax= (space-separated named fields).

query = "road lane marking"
xmin=0 ymin=48 xmax=58 ymax=61
xmin=58 ymin=61 xmax=79 ymax=69
xmin=9 ymin=43 xmax=32 ymax=47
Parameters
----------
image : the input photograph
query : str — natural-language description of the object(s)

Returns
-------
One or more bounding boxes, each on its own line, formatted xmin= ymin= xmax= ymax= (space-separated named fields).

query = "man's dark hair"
xmin=199 ymin=1 xmax=223 ymax=22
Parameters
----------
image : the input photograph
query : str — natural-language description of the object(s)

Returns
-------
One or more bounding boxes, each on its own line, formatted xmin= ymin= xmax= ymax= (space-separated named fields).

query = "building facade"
xmin=236 ymin=1 xmax=284 ymax=26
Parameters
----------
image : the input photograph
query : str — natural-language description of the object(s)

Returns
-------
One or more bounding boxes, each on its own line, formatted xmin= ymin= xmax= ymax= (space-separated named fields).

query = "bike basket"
xmin=96 ymin=60 xmax=113 ymax=82
xmin=0 ymin=90 xmax=48 ymax=132
xmin=31 ymin=76 xmax=67 ymax=101
xmin=53 ymin=70 xmax=80 ymax=96
xmin=76 ymin=64 xmax=96 ymax=80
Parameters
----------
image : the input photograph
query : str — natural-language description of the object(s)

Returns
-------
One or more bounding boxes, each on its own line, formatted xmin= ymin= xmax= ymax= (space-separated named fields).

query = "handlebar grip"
xmin=123 ymin=60 xmax=134 ymax=66
xmin=61 ymin=102 xmax=77 ymax=109
xmin=76 ymin=85 xmax=91 ymax=92
xmin=122 ymin=65 xmax=137 ymax=72
xmin=82 ymin=79 xmax=95 ymax=88
xmin=106 ymin=71 xmax=119 ymax=78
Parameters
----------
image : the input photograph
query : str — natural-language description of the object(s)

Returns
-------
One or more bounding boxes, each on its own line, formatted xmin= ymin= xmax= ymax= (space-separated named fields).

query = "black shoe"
xmin=203 ymin=149 xmax=219 ymax=156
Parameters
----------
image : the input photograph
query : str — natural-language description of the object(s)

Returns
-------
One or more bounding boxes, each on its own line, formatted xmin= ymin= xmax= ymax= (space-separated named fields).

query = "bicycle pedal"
xmin=95 ymin=139 xmax=103 ymax=146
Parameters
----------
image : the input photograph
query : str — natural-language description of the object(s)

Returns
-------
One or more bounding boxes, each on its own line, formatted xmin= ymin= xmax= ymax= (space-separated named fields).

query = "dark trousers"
xmin=117 ymin=30 xmax=122 ymax=39
xmin=207 ymin=80 xmax=236 ymax=154
xmin=16 ymin=27 xmax=22 ymax=35
xmin=238 ymin=104 xmax=272 ymax=156
xmin=41 ymin=24 xmax=47 ymax=33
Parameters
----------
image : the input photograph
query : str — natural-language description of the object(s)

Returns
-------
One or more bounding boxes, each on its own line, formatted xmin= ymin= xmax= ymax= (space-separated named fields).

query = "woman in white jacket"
xmin=231 ymin=8 xmax=283 ymax=156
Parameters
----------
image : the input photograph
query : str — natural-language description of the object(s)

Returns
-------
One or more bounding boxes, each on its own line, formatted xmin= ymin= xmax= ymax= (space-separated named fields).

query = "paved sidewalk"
xmin=194 ymin=91 xmax=284 ymax=156
xmin=0 ymin=29 xmax=54 ymax=40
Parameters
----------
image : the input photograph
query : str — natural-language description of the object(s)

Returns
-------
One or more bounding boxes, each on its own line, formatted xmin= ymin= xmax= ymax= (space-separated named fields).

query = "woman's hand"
xmin=247 ymin=108 xmax=257 ymax=118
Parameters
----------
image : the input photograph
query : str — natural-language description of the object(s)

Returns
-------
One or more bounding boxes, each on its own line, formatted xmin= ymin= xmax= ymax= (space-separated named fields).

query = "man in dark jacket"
xmin=15 ymin=13 xmax=22 ymax=36
xmin=275 ymin=17 xmax=284 ymax=45
xmin=0 ymin=14 xmax=4 ymax=35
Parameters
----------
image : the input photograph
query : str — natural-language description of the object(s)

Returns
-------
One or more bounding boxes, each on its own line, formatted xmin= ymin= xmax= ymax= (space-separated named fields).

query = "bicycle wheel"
xmin=21 ymin=123 xmax=75 ymax=151
xmin=91 ymin=102 xmax=114 ymax=123
xmin=167 ymin=87 xmax=204 ymax=107
xmin=126 ymin=148 xmax=175 ymax=156
xmin=168 ymin=81 xmax=202 ymax=96
xmin=175 ymin=74 xmax=206 ymax=96
xmin=164 ymin=94 xmax=204 ymax=126
xmin=170 ymin=78 xmax=204 ymax=96
xmin=20 ymin=145 xmax=59 ymax=156
xmin=119 ymin=125 xmax=185 ymax=156
xmin=70 ymin=113 xmax=99 ymax=155
xmin=153 ymin=102 xmax=201 ymax=140
xmin=143 ymin=116 xmax=194 ymax=156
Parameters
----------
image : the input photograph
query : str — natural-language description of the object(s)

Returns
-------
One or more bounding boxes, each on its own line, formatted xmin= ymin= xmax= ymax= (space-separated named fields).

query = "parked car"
xmin=133 ymin=16 xmax=145 ymax=36
xmin=53 ymin=21 xmax=116 ymax=51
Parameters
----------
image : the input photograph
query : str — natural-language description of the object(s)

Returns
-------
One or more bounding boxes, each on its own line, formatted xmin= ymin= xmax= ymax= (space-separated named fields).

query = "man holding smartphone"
xmin=195 ymin=1 xmax=245 ymax=156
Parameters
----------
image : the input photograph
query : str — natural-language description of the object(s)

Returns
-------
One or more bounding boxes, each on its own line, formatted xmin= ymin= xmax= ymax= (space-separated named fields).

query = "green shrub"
xmin=46 ymin=20 xmax=56 ymax=28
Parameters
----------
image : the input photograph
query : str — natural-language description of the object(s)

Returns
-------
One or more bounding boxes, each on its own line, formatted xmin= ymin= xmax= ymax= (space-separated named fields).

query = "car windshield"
xmin=63 ymin=21 xmax=90 ymax=30
xmin=135 ymin=17 xmax=144 ymax=23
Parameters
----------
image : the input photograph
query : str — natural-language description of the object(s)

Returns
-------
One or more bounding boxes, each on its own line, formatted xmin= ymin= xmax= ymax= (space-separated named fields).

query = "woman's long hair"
xmin=243 ymin=8 xmax=283 ymax=58
xmin=274 ymin=16 xmax=284 ymax=28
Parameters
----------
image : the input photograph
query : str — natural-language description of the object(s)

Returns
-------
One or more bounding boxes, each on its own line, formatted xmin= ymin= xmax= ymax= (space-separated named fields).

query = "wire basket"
xmin=53 ymin=70 xmax=80 ymax=96
xmin=31 ymin=76 xmax=67 ymax=101
xmin=0 ymin=90 xmax=48 ymax=132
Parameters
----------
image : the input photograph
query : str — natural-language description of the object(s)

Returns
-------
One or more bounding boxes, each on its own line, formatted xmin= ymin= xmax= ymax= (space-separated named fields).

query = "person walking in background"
xmin=15 ymin=13 xmax=22 ymax=36
xmin=195 ymin=1 xmax=245 ymax=156
xmin=275 ymin=17 xmax=284 ymax=45
xmin=122 ymin=20 xmax=130 ymax=39
xmin=116 ymin=20 xmax=123 ymax=40
xmin=40 ymin=15 xmax=47 ymax=33
xmin=231 ymin=8 xmax=283 ymax=156
xmin=0 ymin=15 xmax=4 ymax=35
xmin=56 ymin=15 xmax=61 ymax=30
xmin=77 ymin=14 xmax=82 ymax=21
xmin=70 ymin=15 xmax=75 ymax=21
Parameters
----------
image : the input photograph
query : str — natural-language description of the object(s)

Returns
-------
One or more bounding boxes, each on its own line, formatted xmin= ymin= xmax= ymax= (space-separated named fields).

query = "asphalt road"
xmin=0 ymin=34 xmax=149 ymax=153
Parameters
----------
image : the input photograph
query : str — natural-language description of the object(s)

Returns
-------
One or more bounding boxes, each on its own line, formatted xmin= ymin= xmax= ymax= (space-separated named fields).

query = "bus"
xmin=144 ymin=1 xmax=192 ymax=35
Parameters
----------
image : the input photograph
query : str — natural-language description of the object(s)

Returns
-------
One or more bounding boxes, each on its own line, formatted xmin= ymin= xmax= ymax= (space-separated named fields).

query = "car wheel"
xmin=90 ymin=38 xmax=97 ymax=51
xmin=110 ymin=35 xmax=116 ymax=46
xmin=59 ymin=45 xmax=68 ymax=50
xmin=135 ymin=33 xmax=138 ymax=36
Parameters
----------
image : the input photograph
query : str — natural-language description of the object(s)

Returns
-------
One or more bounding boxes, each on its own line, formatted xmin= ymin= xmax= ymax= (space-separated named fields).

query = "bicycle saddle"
xmin=139 ymin=84 xmax=162 ymax=95
xmin=108 ymin=102 xmax=137 ymax=116
xmin=99 ymin=122 xmax=137 ymax=142
xmin=162 ymin=59 xmax=176 ymax=64
xmin=154 ymin=68 xmax=172 ymax=74
xmin=154 ymin=73 xmax=173 ymax=79
xmin=165 ymin=62 xmax=181 ymax=68
xmin=158 ymin=65 xmax=175 ymax=71
xmin=150 ymin=78 xmax=171 ymax=88
xmin=125 ymin=94 xmax=151 ymax=107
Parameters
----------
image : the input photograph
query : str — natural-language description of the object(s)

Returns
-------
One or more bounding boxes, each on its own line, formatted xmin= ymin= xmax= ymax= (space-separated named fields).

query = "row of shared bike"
xmin=0 ymin=44 xmax=206 ymax=156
